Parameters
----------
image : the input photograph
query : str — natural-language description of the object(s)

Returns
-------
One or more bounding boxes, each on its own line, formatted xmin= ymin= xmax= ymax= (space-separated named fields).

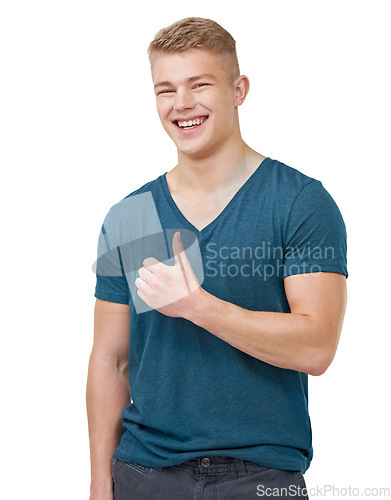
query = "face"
xmin=151 ymin=49 xmax=247 ymax=159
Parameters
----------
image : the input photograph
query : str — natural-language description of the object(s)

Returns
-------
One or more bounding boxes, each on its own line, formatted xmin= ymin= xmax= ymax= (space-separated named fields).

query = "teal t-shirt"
xmin=94 ymin=157 xmax=348 ymax=473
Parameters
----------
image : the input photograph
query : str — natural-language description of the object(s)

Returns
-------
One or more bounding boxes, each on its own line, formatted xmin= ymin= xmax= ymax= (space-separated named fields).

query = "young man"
xmin=87 ymin=17 xmax=348 ymax=500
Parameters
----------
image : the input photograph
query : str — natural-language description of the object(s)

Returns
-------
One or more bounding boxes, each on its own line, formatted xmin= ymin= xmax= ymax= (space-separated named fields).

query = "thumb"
xmin=172 ymin=231 xmax=187 ymax=265
xmin=172 ymin=231 xmax=200 ymax=294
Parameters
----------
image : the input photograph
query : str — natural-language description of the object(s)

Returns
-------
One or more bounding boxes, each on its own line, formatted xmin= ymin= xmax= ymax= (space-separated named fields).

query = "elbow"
xmin=89 ymin=350 xmax=129 ymax=374
xmin=306 ymin=322 xmax=341 ymax=376
xmin=307 ymin=349 xmax=335 ymax=376
xmin=115 ymin=358 xmax=129 ymax=375
xmin=308 ymin=363 xmax=329 ymax=377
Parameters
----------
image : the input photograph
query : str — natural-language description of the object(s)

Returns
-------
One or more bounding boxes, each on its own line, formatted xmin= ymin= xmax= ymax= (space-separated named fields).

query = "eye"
xmin=194 ymin=83 xmax=209 ymax=89
xmin=157 ymin=89 xmax=175 ymax=95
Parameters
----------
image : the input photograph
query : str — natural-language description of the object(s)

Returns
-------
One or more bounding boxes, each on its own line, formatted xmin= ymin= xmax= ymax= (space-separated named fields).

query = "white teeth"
xmin=177 ymin=117 xmax=207 ymax=128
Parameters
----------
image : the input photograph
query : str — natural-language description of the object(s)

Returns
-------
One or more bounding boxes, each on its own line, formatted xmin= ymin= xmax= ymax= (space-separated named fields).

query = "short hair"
xmin=147 ymin=17 xmax=240 ymax=83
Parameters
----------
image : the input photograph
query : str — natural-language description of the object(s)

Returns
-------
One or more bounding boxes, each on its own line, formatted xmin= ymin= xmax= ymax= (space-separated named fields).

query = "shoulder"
xmin=112 ymin=175 xmax=161 ymax=210
xmin=260 ymin=157 xmax=327 ymax=219
xmin=263 ymin=157 xmax=319 ymax=195
xmin=101 ymin=174 xmax=163 ymax=244
xmin=261 ymin=157 xmax=345 ymax=228
xmin=105 ymin=174 xmax=162 ymax=219
xmin=266 ymin=159 xmax=347 ymax=236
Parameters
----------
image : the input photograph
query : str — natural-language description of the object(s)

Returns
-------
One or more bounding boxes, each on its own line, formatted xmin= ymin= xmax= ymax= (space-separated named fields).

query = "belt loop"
xmin=235 ymin=458 xmax=247 ymax=478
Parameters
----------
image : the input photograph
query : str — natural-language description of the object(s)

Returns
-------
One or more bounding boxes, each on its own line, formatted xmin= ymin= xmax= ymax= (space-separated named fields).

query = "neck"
xmin=170 ymin=137 xmax=265 ymax=196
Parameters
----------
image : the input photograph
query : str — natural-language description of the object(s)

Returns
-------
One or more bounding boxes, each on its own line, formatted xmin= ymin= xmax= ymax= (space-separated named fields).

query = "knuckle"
xmin=159 ymin=266 xmax=168 ymax=276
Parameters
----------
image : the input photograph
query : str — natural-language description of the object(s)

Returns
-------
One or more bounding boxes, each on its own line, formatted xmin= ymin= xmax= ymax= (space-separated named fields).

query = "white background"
xmin=1 ymin=1 xmax=390 ymax=499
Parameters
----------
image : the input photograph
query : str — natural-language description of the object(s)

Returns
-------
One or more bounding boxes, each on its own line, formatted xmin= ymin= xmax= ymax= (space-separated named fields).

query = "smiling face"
xmin=151 ymin=49 xmax=247 ymax=160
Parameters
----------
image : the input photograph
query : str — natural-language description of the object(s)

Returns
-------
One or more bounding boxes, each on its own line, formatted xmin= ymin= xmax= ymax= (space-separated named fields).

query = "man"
xmin=86 ymin=17 xmax=348 ymax=500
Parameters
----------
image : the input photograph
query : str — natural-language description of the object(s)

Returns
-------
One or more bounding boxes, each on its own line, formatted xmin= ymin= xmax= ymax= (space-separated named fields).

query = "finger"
xmin=173 ymin=231 xmax=201 ymax=294
xmin=135 ymin=275 xmax=151 ymax=294
xmin=172 ymin=232 xmax=191 ymax=294
xmin=172 ymin=231 xmax=186 ymax=264
xmin=136 ymin=288 xmax=151 ymax=307
xmin=173 ymin=232 xmax=194 ymax=273
xmin=138 ymin=266 xmax=153 ymax=282
xmin=143 ymin=256 xmax=165 ymax=272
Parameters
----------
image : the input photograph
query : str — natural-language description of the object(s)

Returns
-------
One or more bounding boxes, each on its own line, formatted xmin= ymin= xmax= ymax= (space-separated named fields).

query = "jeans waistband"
xmin=174 ymin=456 xmax=267 ymax=477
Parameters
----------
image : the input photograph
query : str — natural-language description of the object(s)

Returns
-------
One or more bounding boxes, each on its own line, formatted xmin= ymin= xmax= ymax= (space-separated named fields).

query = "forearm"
xmin=184 ymin=288 xmax=327 ymax=375
xmin=86 ymin=354 xmax=130 ymax=489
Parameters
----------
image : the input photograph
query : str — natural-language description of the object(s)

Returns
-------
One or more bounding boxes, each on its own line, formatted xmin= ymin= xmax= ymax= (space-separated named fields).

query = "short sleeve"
xmin=93 ymin=209 xmax=130 ymax=304
xmin=283 ymin=180 xmax=348 ymax=279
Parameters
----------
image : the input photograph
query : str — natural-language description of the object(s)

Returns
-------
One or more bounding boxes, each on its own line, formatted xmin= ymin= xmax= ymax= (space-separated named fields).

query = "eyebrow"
xmin=154 ymin=73 xmax=216 ymax=90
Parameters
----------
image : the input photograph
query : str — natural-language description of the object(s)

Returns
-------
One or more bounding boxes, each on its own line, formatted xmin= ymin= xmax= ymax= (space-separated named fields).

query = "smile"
xmin=174 ymin=116 xmax=208 ymax=130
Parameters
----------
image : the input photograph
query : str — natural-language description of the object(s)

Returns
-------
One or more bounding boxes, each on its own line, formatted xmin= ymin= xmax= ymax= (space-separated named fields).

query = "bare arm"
xmin=184 ymin=272 xmax=347 ymax=376
xmin=86 ymin=298 xmax=130 ymax=497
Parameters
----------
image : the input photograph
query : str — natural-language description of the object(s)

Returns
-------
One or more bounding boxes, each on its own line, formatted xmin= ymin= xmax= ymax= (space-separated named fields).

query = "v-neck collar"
xmin=159 ymin=157 xmax=270 ymax=236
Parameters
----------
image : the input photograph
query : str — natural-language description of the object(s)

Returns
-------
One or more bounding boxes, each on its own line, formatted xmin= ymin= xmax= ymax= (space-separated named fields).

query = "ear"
xmin=234 ymin=75 xmax=250 ymax=107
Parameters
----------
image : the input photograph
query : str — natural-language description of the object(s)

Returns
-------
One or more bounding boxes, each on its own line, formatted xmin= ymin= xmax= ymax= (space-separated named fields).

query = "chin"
xmin=176 ymin=141 xmax=211 ymax=158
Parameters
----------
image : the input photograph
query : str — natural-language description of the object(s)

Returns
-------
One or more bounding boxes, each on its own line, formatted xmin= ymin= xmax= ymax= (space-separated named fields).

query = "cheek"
xmin=156 ymin=100 xmax=171 ymax=119
xmin=212 ymin=104 xmax=234 ymax=129
xmin=157 ymin=108 xmax=174 ymax=132
xmin=207 ymin=93 xmax=235 ymax=122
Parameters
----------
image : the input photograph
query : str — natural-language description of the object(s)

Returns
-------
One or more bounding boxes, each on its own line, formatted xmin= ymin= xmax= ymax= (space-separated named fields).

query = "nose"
xmin=173 ymin=88 xmax=196 ymax=113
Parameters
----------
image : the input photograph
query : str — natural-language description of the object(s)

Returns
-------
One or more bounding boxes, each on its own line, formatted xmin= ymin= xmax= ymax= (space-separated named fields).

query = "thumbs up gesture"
xmin=135 ymin=231 xmax=202 ymax=317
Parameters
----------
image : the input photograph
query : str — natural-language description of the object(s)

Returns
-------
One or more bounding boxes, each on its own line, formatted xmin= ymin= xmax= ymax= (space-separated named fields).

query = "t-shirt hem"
xmin=94 ymin=291 xmax=129 ymax=305
xmin=283 ymin=265 xmax=348 ymax=279
xmin=113 ymin=450 xmax=310 ymax=474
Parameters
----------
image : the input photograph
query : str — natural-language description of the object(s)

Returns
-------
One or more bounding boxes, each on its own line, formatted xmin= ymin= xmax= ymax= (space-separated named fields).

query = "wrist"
xmin=90 ymin=470 xmax=113 ymax=488
xmin=183 ymin=286 xmax=211 ymax=325
xmin=90 ymin=476 xmax=113 ymax=494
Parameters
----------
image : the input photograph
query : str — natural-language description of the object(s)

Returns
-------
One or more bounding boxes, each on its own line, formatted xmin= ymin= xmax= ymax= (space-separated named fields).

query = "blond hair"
xmin=147 ymin=17 xmax=240 ymax=82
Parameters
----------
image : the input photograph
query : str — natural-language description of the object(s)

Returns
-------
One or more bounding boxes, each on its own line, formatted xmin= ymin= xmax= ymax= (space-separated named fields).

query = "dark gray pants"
xmin=111 ymin=455 xmax=309 ymax=499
